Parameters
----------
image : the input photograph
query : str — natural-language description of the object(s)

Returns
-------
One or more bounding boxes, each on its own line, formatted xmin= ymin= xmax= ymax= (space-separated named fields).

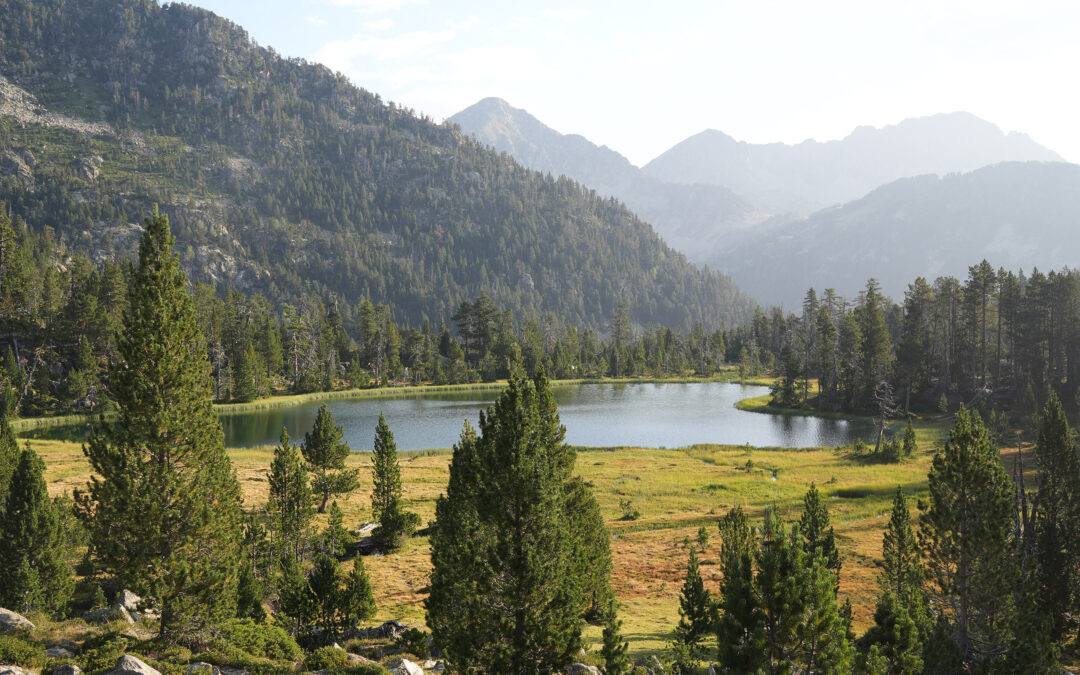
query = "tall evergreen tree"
xmin=920 ymin=406 xmax=1016 ymax=667
xmin=800 ymin=483 xmax=841 ymax=578
xmin=601 ymin=600 xmax=630 ymax=675
xmin=674 ymin=548 xmax=714 ymax=655
xmin=76 ymin=208 xmax=243 ymax=643
xmin=345 ymin=554 xmax=377 ymax=624
xmin=268 ymin=427 xmax=313 ymax=566
xmin=371 ymin=413 xmax=411 ymax=548
xmin=0 ymin=413 xmax=19 ymax=518
xmin=301 ymin=405 xmax=359 ymax=513
xmin=877 ymin=488 xmax=927 ymax=626
xmin=1030 ymin=392 xmax=1080 ymax=640
xmin=427 ymin=368 xmax=600 ymax=674
xmin=0 ymin=445 xmax=73 ymax=617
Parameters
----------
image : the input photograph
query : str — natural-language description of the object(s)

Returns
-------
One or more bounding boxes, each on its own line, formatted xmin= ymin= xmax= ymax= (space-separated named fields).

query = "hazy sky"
xmin=190 ymin=1 xmax=1078 ymax=166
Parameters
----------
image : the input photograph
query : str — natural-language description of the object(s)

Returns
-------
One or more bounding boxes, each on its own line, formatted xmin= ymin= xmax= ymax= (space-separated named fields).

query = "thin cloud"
xmin=306 ymin=15 xmax=327 ymax=26
xmin=314 ymin=29 xmax=455 ymax=70
xmin=329 ymin=0 xmax=427 ymax=14
xmin=363 ymin=18 xmax=395 ymax=31
xmin=538 ymin=8 xmax=591 ymax=22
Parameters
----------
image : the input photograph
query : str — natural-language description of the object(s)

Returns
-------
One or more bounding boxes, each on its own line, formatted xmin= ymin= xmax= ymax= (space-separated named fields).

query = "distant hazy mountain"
xmin=710 ymin=162 xmax=1080 ymax=307
xmin=643 ymin=113 xmax=1064 ymax=214
xmin=450 ymin=98 xmax=763 ymax=256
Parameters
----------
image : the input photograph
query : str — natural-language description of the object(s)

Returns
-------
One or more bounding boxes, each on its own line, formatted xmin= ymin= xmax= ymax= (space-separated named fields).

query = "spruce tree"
xmin=674 ymin=548 xmax=714 ymax=655
xmin=371 ymin=413 xmax=411 ymax=548
xmin=800 ymin=482 xmax=841 ymax=578
xmin=268 ymin=427 xmax=313 ymax=565
xmin=427 ymin=368 xmax=599 ymax=674
xmin=919 ymin=406 xmax=1016 ymax=667
xmin=302 ymin=405 xmax=359 ymax=513
xmin=0 ymin=445 xmax=73 ymax=617
xmin=76 ymin=207 xmax=243 ymax=643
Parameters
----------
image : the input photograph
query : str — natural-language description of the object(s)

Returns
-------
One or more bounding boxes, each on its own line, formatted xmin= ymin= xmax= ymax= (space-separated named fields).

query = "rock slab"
xmin=0 ymin=609 xmax=33 ymax=634
xmin=107 ymin=655 xmax=160 ymax=675
xmin=386 ymin=658 xmax=423 ymax=675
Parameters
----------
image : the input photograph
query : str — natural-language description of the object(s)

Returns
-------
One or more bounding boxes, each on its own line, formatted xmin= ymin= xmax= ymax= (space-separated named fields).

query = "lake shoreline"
xmin=11 ymin=373 xmax=776 ymax=432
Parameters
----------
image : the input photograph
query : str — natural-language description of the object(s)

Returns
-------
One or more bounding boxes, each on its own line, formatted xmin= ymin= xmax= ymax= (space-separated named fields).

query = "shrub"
xmin=0 ymin=634 xmax=44 ymax=668
xmin=305 ymin=646 xmax=348 ymax=671
xmin=216 ymin=619 xmax=302 ymax=661
xmin=79 ymin=632 xmax=130 ymax=674
xmin=393 ymin=628 xmax=429 ymax=659
xmin=618 ymin=498 xmax=641 ymax=521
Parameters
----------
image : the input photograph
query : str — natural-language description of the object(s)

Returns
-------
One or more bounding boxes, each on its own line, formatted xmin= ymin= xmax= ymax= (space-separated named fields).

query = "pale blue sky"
xmin=190 ymin=1 xmax=1079 ymax=165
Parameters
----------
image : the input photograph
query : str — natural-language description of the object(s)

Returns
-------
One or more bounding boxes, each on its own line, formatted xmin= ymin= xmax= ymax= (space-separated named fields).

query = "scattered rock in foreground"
xmin=106 ymin=655 xmax=160 ymax=675
xmin=353 ymin=620 xmax=412 ymax=640
xmin=566 ymin=665 xmax=602 ymax=675
xmin=385 ymin=659 xmax=423 ymax=675
xmin=51 ymin=665 xmax=82 ymax=675
xmin=83 ymin=606 xmax=135 ymax=625
xmin=0 ymin=666 xmax=29 ymax=675
xmin=187 ymin=663 xmax=220 ymax=675
xmin=0 ymin=608 xmax=34 ymax=634
xmin=45 ymin=647 xmax=74 ymax=659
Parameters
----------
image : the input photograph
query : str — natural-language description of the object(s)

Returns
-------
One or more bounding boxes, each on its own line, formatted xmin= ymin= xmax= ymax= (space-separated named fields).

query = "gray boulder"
xmin=83 ymin=606 xmax=135 ymax=625
xmin=45 ymin=646 xmax=74 ymax=658
xmin=52 ymin=665 xmax=82 ymax=675
xmin=634 ymin=655 xmax=665 ymax=675
xmin=0 ymin=608 xmax=34 ymax=634
xmin=0 ymin=666 xmax=29 ymax=675
xmin=107 ymin=655 xmax=160 ymax=675
xmin=187 ymin=664 xmax=220 ymax=675
xmin=345 ymin=653 xmax=377 ymax=666
xmin=385 ymin=658 xmax=423 ymax=675
xmin=567 ymin=665 xmax=602 ymax=675
xmin=114 ymin=590 xmax=141 ymax=612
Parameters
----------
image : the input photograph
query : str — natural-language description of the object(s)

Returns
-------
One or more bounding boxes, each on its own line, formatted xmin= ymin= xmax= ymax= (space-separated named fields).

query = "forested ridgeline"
xmin=0 ymin=211 xmax=732 ymax=418
xmin=0 ymin=0 xmax=755 ymax=331
xmin=728 ymin=262 xmax=1080 ymax=422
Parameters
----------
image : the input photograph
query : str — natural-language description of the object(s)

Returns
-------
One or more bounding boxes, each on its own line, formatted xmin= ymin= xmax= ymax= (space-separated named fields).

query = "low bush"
xmin=216 ymin=619 xmax=302 ymax=661
xmin=0 ymin=634 xmax=44 ymax=668
xmin=305 ymin=646 xmax=348 ymax=671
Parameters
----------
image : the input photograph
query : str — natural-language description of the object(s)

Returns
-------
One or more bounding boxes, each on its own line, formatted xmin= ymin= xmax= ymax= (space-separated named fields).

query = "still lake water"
xmin=219 ymin=383 xmax=868 ymax=450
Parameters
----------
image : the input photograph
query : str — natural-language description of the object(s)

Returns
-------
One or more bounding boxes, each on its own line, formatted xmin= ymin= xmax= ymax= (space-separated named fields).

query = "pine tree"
xmin=565 ymin=476 xmax=614 ymax=618
xmin=920 ymin=406 xmax=1016 ymax=667
xmin=674 ymin=548 xmax=713 ymax=655
xmin=278 ymin=558 xmax=312 ymax=636
xmin=232 ymin=340 xmax=258 ymax=403
xmin=235 ymin=563 xmax=266 ymax=623
xmin=76 ymin=207 xmax=243 ymax=643
xmin=878 ymin=488 xmax=927 ymax=624
xmin=268 ymin=427 xmax=313 ymax=565
xmin=427 ymin=368 xmax=597 ymax=674
xmin=600 ymin=601 xmax=630 ymax=675
xmin=0 ymin=445 xmax=73 ymax=617
xmin=307 ymin=553 xmax=347 ymax=642
xmin=1031 ymin=392 xmax=1080 ymax=640
xmin=862 ymin=591 xmax=923 ymax=675
xmin=800 ymin=483 xmax=841 ymax=578
xmin=345 ymin=554 xmax=377 ymax=624
xmin=0 ymin=413 xmax=20 ymax=518
xmin=322 ymin=501 xmax=352 ymax=557
xmin=302 ymin=405 xmax=359 ymax=513
xmin=371 ymin=413 xmax=412 ymax=548
xmin=901 ymin=420 xmax=917 ymax=457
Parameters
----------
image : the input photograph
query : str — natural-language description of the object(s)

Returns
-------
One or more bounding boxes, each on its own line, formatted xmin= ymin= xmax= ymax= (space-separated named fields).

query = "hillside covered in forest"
xmin=0 ymin=0 xmax=754 ymax=330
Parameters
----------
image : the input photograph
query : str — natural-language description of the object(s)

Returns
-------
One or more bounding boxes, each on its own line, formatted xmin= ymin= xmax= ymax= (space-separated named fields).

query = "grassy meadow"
xmin=29 ymin=397 xmax=993 ymax=661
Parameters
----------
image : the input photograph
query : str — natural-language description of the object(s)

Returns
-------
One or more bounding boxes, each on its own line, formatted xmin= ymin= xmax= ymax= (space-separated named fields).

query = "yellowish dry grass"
xmin=33 ymin=413 xmax=1019 ymax=661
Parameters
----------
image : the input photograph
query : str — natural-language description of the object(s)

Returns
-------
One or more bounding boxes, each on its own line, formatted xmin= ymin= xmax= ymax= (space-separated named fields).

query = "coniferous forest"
xmin=1 ymin=1 xmax=1079 ymax=674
